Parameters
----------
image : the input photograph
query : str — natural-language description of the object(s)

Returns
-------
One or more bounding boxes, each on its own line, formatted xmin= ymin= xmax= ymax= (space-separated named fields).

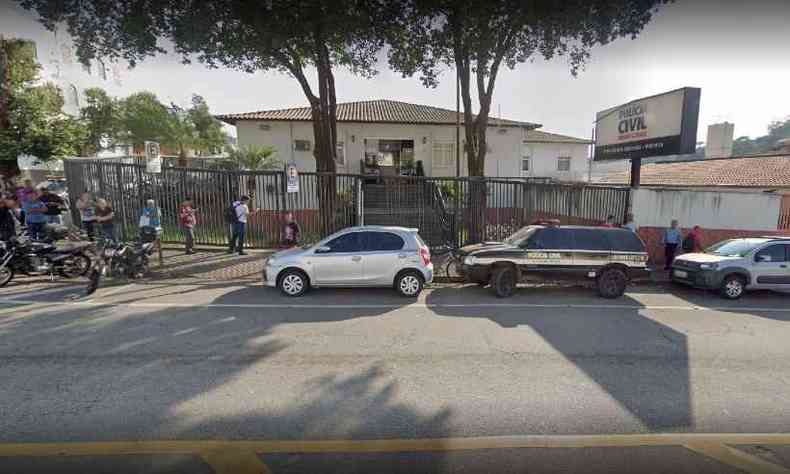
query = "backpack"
xmin=682 ymin=234 xmax=695 ymax=252
xmin=224 ymin=204 xmax=239 ymax=224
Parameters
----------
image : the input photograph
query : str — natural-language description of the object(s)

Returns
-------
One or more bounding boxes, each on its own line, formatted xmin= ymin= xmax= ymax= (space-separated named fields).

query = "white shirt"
xmin=235 ymin=202 xmax=250 ymax=223
xmin=623 ymin=222 xmax=638 ymax=232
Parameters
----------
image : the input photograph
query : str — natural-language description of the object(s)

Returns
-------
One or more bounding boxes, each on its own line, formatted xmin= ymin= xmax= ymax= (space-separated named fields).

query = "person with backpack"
xmin=180 ymin=198 xmax=197 ymax=254
xmin=661 ymin=219 xmax=682 ymax=270
xmin=227 ymin=196 xmax=250 ymax=255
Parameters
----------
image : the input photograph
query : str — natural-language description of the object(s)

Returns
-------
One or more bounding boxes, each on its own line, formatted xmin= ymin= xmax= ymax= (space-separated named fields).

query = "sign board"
xmin=594 ymin=87 xmax=700 ymax=161
xmin=144 ymin=141 xmax=161 ymax=173
xmin=286 ymin=163 xmax=299 ymax=193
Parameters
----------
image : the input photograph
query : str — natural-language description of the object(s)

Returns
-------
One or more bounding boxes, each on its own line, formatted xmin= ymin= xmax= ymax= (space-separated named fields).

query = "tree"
xmin=80 ymin=87 xmax=121 ymax=155
xmin=117 ymin=91 xmax=172 ymax=148
xmin=0 ymin=37 xmax=86 ymax=175
xmin=18 ymin=0 xmax=390 ymax=233
xmin=225 ymin=145 xmax=282 ymax=202
xmin=731 ymin=117 xmax=790 ymax=156
xmin=386 ymin=0 xmax=670 ymax=240
xmin=165 ymin=103 xmax=197 ymax=161
xmin=188 ymin=94 xmax=227 ymax=155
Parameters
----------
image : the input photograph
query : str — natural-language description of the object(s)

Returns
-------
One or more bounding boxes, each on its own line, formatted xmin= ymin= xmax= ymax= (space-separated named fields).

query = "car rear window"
xmin=604 ymin=229 xmax=645 ymax=252
xmin=571 ymin=229 xmax=611 ymax=251
xmin=366 ymin=232 xmax=405 ymax=251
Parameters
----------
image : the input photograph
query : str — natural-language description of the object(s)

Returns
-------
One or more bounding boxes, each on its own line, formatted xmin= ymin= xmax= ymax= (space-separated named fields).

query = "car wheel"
xmin=278 ymin=269 xmax=309 ymax=297
xmin=396 ymin=271 xmax=423 ymax=297
xmin=0 ymin=266 xmax=14 ymax=288
xmin=719 ymin=274 xmax=745 ymax=300
xmin=491 ymin=266 xmax=516 ymax=298
xmin=597 ymin=267 xmax=627 ymax=299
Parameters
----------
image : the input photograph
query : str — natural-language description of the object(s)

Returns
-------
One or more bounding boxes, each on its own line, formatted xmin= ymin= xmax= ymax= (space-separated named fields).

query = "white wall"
xmin=236 ymin=120 xmax=589 ymax=180
xmin=632 ymin=188 xmax=782 ymax=231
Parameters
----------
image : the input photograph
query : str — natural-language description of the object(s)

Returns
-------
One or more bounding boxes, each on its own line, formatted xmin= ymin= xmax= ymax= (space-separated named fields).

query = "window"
xmin=336 ymin=141 xmax=345 ymax=165
xmin=364 ymin=232 xmax=405 ymax=251
xmin=604 ymin=229 xmax=646 ymax=252
xmin=557 ymin=156 xmax=571 ymax=172
xmin=433 ymin=142 xmax=455 ymax=168
xmin=521 ymin=157 xmax=530 ymax=176
xmin=324 ymin=232 xmax=362 ymax=253
xmin=294 ymin=140 xmax=311 ymax=152
xmin=526 ymin=228 xmax=574 ymax=250
xmin=755 ymin=245 xmax=789 ymax=263
xmin=571 ymin=229 xmax=611 ymax=251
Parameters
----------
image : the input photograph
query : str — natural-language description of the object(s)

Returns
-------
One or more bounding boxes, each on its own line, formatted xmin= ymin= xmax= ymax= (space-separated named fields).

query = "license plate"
xmin=673 ymin=270 xmax=688 ymax=278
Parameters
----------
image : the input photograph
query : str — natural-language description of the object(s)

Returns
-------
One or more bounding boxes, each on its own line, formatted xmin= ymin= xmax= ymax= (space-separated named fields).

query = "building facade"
xmin=219 ymin=100 xmax=590 ymax=181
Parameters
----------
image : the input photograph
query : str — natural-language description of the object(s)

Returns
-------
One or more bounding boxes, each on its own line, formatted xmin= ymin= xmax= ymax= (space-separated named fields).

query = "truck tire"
xmin=490 ymin=266 xmax=516 ymax=298
xmin=597 ymin=267 xmax=627 ymax=299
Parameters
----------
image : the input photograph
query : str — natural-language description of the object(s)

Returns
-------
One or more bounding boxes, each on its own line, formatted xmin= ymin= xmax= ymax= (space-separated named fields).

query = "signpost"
xmin=286 ymin=163 xmax=299 ymax=193
xmin=144 ymin=141 xmax=161 ymax=174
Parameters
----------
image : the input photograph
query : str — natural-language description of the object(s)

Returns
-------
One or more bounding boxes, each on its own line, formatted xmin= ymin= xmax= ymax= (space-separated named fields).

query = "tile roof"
xmin=598 ymin=153 xmax=790 ymax=188
xmin=523 ymin=130 xmax=591 ymax=144
xmin=216 ymin=99 xmax=540 ymax=128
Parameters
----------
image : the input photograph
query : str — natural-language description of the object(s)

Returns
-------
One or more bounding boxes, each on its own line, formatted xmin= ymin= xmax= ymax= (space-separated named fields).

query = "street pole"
xmin=454 ymin=68 xmax=461 ymax=246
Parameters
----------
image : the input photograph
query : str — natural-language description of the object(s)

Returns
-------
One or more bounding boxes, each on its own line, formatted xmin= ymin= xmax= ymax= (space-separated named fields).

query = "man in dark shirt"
xmin=39 ymin=187 xmax=65 ymax=224
xmin=1 ymin=196 xmax=19 ymax=241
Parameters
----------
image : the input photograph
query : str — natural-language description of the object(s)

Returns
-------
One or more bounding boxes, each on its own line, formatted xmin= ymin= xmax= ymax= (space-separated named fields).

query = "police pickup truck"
xmin=459 ymin=225 xmax=650 ymax=298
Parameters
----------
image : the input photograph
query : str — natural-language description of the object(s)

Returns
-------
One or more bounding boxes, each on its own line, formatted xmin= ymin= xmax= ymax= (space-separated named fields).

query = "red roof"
xmin=217 ymin=99 xmax=540 ymax=128
xmin=598 ymin=153 xmax=790 ymax=188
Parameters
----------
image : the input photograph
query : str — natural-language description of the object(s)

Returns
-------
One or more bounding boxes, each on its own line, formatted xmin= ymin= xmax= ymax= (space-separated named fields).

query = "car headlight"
xmin=700 ymin=263 xmax=718 ymax=270
xmin=464 ymin=256 xmax=477 ymax=266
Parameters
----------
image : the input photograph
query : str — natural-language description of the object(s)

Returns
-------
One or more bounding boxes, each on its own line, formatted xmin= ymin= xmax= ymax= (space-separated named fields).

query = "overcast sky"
xmin=2 ymin=0 xmax=789 ymax=142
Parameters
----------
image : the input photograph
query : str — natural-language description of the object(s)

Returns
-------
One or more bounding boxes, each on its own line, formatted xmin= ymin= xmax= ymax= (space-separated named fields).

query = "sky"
xmin=2 ymin=0 xmax=789 ymax=143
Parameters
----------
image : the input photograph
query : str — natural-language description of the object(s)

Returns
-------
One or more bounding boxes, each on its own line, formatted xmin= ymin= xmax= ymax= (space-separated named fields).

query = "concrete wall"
xmin=236 ymin=120 xmax=589 ymax=180
xmin=632 ymin=188 xmax=782 ymax=231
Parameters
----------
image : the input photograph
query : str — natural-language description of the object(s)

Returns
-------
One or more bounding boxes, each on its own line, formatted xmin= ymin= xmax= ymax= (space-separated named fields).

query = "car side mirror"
xmin=757 ymin=254 xmax=772 ymax=263
xmin=315 ymin=246 xmax=331 ymax=254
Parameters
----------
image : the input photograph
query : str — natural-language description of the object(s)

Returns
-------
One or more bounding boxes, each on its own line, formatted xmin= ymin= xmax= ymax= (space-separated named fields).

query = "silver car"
xmin=264 ymin=226 xmax=434 ymax=297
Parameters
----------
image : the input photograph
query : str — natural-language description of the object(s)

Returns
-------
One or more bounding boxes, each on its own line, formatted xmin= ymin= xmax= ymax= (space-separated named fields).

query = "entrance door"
xmin=312 ymin=232 xmax=365 ymax=285
xmin=753 ymin=244 xmax=790 ymax=289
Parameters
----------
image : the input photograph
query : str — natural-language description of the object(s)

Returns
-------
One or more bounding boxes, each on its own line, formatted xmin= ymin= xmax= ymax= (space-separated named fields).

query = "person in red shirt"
xmin=179 ymin=198 xmax=197 ymax=255
xmin=689 ymin=225 xmax=704 ymax=252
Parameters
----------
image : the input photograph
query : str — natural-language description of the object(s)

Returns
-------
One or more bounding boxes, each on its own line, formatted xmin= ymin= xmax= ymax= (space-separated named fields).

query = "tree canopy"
xmin=0 ymin=37 xmax=87 ymax=168
xmin=386 ymin=0 xmax=672 ymax=176
xmin=80 ymin=87 xmax=122 ymax=155
xmin=732 ymin=117 xmax=790 ymax=156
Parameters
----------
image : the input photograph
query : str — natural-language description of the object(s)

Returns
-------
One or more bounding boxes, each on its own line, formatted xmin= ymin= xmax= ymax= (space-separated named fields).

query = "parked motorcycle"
xmin=0 ymin=235 xmax=93 ymax=287
xmin=85 ymin=227 xmax=160 ymax=295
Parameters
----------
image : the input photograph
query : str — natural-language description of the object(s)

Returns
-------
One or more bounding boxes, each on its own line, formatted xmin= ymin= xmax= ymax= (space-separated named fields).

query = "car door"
xmin=360 ymin=231 xmax=410 ymax=285
xmin=752 ymin=244 xmax=790 ymax=289
xmin=312 ymin=232 xmax=365 ymax=285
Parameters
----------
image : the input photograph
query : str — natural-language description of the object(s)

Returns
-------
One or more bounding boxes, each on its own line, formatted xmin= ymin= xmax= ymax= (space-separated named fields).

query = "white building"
xmin=218 ymin=99 xmax=590 ymax=181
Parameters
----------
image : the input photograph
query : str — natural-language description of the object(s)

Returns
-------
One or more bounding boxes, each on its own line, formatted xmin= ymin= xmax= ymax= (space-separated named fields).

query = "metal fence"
xmin=63 ymin=158 xmax=630 ymax=249
xmin=780 ymin=195 xmax=790 ymax=230
xmin=63 ymin=158 xmax=361 ymax=248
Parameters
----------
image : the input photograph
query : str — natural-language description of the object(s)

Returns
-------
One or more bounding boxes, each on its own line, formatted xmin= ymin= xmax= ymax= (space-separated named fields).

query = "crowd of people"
xmin=1 ymin=179 xmax=67 ymax=241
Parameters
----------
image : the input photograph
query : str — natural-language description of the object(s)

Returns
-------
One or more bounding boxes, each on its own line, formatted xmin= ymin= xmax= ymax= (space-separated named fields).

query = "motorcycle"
xmin=0 ymin=235 xmax=93 ymax=287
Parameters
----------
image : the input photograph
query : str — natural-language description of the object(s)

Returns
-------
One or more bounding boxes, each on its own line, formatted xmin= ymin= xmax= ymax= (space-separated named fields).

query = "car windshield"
xmin=705 ymin=239 xmax=762 ymax=257
xmin=503 ymin=227 xmax=537 ymax=246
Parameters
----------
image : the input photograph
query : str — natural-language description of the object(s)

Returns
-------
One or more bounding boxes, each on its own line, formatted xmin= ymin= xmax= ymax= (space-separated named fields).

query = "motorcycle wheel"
xmin=59 ymin=253 xmax=92 ymax=278
xmin=0 ymin=266 xmax=14 ymax=287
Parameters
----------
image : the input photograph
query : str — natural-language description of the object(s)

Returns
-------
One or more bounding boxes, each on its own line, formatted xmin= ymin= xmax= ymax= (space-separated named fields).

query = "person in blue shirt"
xmin=140 ymin=199 xmax=162 ymax=229
xmin=22 ymin=189 xmax=48 ymax=240
xmin=662 ymin=219 xmax=682 ymax=270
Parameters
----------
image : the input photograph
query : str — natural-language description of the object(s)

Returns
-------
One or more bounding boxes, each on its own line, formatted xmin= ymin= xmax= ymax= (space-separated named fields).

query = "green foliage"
xmin=187 ymin=94 xmax=227 ymax=155
xmin=0 ymin=38 xmax=87 ymax=162
xmin=80 ymin=87 xmax=121 ymax=155
xmin=164 ymin=104 xmax=197 ymax=159
xmin=226 ymin=145 xmax=282 ymax=171
xmin=731 ymin=117 xmax=790 ymax=155
xmin=117 ymin=91 xmax=172 ymax=147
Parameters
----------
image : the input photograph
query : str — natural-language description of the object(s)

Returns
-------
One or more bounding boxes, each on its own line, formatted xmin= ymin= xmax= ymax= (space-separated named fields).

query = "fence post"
xmin=357 ymin=176 xmax=364 ymax=226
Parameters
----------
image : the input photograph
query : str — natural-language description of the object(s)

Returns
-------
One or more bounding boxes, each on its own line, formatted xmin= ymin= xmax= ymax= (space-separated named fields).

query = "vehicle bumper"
xmin=263 ymin=264 xmax=281 ymax=287
xmin=670 ymin=267 xmax=720 ymax=289
xmin=423 ymin=264 xmax=434 ymax=284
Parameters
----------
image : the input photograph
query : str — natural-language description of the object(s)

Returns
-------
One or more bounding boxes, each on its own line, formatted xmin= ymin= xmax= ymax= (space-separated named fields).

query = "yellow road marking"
xmin=685 ymin=441 xmax=790 ymax=474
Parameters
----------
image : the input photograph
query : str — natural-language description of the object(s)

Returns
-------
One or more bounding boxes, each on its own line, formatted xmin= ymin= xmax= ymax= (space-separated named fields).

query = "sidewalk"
xmin=150 ymin=245 xmax=273 ymax=281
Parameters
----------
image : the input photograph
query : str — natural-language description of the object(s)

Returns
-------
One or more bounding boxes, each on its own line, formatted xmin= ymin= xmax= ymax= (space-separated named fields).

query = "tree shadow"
xmin=425 ymin=285 xmax=692 ymax=431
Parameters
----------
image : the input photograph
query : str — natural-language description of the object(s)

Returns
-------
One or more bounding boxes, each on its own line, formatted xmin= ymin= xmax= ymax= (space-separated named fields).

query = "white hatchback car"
xmin=671 ymin=236 xmax=790 ymax=299
xmin=264 ymin=226 xmax=434 ymax=297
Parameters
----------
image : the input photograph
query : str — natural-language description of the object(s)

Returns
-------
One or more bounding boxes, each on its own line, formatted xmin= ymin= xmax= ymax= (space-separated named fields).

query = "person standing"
xmin=139 ymin=199 xmax=162 ymax=230
xmin=95 ymin=198 xmax=116 ymax=242
xmin=39 ymin=186 xmax=65 ymax=225
xmin=623 ymin=213 xmax=638 ymax=233
xmin=228 ymin=196 xmax=250 ymax=256
xmin=16 ymin=179 xmax=35 ymax=205
xmin=662 ymin=219 xmax=682 ymax=270
xmin=180 ymin=198 xmax=197 ymax=254
xmin=0 ymin=196 xmax=19 ymax=241
xmin=76 ymin=191 xmax=97 ymax=240
xmin=683 ymin=225 xmax=704 ymax=253
xmin=22 ymin=190 xmax=47 ymax=240
xmin=282 ymin=212 xmax=301 ymax=248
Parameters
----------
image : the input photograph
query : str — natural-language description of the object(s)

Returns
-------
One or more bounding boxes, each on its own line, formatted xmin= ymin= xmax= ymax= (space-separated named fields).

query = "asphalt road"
xmin=2 ymin=278 xmax=790 ymax=473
